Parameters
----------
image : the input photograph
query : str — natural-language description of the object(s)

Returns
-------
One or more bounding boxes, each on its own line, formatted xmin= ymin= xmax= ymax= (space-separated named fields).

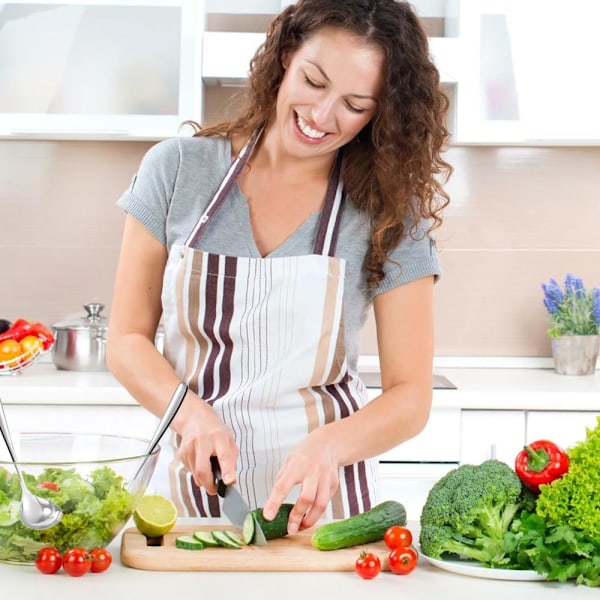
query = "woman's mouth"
xmin=294 ymin=111 xmax=327 ymax=140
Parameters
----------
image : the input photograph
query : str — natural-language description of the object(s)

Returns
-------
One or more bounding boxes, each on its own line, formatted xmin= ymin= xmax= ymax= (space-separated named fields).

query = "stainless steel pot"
xmin=51 ymin=303 xmax=108 ymax=371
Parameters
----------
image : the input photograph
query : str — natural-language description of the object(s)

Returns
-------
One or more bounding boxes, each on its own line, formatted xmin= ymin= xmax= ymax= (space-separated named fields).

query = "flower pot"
xmin=551 ymin=335 xmax=600 ymax=376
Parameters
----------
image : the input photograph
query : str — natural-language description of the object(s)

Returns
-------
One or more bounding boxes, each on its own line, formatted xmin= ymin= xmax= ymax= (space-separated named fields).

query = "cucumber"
xmin=212 ymin=530 xmax=242 ymax=549
xmin=251 ymin=503 xmax=294 ymax=540
xmin=242 ymin=512 xmax=255 ymax=544
xmin=311 ymin=500 xmax=407 ymax=551
xmin=193 ymin=530 xmax=220 ymax=547
xmin=224 ymin=530 xmax=245 ymax=547
xmin=175 ymin=535 xmax=205 ymax=550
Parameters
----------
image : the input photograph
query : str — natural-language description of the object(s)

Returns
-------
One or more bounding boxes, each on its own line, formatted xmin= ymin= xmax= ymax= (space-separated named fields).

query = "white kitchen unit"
xmin=526 ymin=410 xmax=600 ymax=449
xmin=460 ymin=410 xmax=526 ymax=465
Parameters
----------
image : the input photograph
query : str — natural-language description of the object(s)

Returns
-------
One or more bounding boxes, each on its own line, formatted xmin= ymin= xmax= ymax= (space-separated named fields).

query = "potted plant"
xmin=542 ymin=274 xmax=600 ymax=375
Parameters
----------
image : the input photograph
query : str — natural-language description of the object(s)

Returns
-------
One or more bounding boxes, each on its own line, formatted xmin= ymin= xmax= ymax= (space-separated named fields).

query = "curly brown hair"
xmin=194 ymin=0 xmax=452 ymax=287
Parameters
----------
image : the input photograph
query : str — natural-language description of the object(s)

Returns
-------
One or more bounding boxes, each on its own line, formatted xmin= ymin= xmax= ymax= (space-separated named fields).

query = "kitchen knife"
xmin=210 ymin=456 xmax=267 ymax=546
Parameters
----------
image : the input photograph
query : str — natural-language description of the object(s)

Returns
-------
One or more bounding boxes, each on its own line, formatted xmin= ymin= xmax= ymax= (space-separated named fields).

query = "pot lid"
xmin=52 ymin=303 xmax=108 ymax=332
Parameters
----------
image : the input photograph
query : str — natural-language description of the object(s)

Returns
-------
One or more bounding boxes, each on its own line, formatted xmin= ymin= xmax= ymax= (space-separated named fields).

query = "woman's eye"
xmin=346 ymin=103 xmax=366 ymax=114
xmin=304 ymin=76 xmax=324 ymax=89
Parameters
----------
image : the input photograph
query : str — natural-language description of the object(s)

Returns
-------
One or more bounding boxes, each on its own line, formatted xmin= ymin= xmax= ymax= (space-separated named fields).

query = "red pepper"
xmin=0 ymin=319 xmax=55 ymax=349
xmin=0 ymin=318 xmax=33 ymax=343
xmin=515 ymin=439 xmax=569 ymax=493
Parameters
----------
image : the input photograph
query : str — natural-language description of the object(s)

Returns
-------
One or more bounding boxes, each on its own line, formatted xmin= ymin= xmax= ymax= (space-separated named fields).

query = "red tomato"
xmin=383 ymin=525 xmax=413 ymax=550
xmin=89 ymin=548 xmax=112 ymax=573
xmin=36 ymin=481 xmax=60 ymax=492
xmin=62 ymin=548 xmax=91 ymax=577
xmin=35 ymin=547 xmax=62 ymax=574
xmin=388 ymin=546 xmax=418 ymax=575
xmin=355 ymin=550 xmax=381 ymax=580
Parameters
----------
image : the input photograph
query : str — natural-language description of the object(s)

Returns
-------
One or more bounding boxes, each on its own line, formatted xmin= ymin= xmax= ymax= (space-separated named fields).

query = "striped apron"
xmin=159 ymin=130 xmax=378 ymax=519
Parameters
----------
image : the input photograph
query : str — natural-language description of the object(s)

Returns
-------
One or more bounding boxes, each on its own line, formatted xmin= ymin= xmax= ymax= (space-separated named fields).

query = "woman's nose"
xmin=311 ymin=95 xmax=336 ymax=128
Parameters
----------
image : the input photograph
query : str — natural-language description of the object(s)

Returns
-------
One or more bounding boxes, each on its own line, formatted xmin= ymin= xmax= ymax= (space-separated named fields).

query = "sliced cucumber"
xmin=212 ymin=530 xmax=242 ymax=549
xmin=224 ymin=530 xmax=245 ymax=546
xmin=193 ymin=530 xmax=220 ymax=547
xmin=175 ymin=535 xmax=205 ymax=550
xmin=242 ymin=512 xmax=255 ymax=544
xmin=0 ymin=500 xmax=20 ymax=528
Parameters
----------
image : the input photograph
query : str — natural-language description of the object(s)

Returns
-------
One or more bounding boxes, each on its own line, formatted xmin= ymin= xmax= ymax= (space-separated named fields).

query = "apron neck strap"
xmin=186 ymin=128 xmax=345 ymax=257
xmin=312 ymin=153 xmax=345 ymax=257
xmin=185 ymin=128 xmax=262 ymax=248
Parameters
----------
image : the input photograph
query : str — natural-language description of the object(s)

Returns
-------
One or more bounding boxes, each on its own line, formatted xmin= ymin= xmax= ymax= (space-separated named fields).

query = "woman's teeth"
xmin=295 ymin=113 xmax=326 ymax=139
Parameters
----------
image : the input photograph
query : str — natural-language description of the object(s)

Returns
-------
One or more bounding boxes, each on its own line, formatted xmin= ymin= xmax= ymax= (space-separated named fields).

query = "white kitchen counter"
xmin=1 ymin=361 xmax=599 ymax=411
xmin=0 ymin=520 xmax=595 ymax=600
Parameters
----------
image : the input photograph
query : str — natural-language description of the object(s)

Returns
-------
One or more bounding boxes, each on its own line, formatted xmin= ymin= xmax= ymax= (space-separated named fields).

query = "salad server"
xmin=0 ymin=395 xmax=63 ymax=530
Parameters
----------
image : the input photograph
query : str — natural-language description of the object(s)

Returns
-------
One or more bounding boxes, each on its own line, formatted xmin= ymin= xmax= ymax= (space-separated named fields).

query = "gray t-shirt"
xmin=117 ymin=135 xmax=441 ymax=373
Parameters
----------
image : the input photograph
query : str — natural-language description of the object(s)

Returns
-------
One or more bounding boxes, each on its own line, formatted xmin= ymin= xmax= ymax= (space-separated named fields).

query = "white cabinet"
xmin=2 ymin=403 xmax=158 ymax=441
xmin=0 ymin=0 xmax=202 ymax=140
xmin=526 ymin=411 xmax=600 ymax=450
xmin=460 ymin=410 xmax=526 ymax=465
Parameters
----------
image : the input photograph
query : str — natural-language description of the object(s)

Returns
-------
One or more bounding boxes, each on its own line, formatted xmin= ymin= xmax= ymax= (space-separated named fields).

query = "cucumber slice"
xmin=224 ymin=530 xmax=245 ymax=546
xmin=212 ymin=530 xmax=242 ymax=549
xmin=175 ymin=535 xmax=205 ymax=550
xmin=0 ymin=501 xmax=20 ymax=528
xmin=242 ymin=512 xmax=255 ymax=544
xmin=193 ymin=530 xmax=220 ymax=547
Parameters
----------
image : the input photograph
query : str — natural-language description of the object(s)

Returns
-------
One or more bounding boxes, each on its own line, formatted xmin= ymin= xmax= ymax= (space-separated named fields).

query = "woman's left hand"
xmin=262 ymin=429 xmax=340 ymax=534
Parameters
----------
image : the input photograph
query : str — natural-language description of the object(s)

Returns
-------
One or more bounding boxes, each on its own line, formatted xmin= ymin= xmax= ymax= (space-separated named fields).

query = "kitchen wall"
xmin=1 ymin=106 xmax=599 ymax=358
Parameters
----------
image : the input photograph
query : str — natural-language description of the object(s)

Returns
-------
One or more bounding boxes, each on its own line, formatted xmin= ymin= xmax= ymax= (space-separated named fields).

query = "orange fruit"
xmin=19 ymin=335 xmax=43 ymax=357
xmin=0 ymin=339 xmax=22 ymax=368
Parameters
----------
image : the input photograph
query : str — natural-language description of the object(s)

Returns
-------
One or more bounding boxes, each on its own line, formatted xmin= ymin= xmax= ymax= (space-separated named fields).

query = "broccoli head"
xmin=419 ymin=459 xmax=524 ymax=567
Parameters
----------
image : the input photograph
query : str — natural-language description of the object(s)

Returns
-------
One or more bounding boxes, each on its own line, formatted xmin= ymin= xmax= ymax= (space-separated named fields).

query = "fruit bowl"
xmin=0 ymin=344 xmax=50 ymax=375
xmin=0 ymin=432 xmax=160 ymax=564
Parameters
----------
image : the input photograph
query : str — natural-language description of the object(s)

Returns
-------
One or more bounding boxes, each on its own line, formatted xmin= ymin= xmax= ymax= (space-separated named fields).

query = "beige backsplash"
xmin=1 ymin=137 xmax=599 ymax=359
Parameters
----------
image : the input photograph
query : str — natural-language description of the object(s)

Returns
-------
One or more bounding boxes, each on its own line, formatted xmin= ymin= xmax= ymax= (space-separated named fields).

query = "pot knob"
xmin=84 ymin=303 xmax=105 ymax=322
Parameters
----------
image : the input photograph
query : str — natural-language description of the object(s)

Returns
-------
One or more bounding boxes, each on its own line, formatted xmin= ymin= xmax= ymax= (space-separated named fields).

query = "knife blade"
xmin=210 ymin=456 xmax=267 ymax=546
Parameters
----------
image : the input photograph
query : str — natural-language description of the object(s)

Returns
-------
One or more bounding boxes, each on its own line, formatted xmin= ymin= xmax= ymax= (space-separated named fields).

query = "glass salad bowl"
xmin=0 ymin=432 xmax=160 ymax=564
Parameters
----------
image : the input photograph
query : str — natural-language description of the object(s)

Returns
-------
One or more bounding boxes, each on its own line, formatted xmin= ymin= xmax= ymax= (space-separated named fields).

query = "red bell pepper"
xmin=0 ymin=318 xmax=55 ymax=349
xmin=515 ymin=439 xmax=569 ymax=493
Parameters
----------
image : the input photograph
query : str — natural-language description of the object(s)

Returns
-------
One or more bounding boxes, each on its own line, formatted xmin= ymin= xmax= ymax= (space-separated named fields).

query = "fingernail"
xmin=262 ymin=508 xmax=273 ymax=520
xmin=288 ymin=522 xmax=298 ymax=534
xmin=223 ymin=473 xmax=235 ymax=485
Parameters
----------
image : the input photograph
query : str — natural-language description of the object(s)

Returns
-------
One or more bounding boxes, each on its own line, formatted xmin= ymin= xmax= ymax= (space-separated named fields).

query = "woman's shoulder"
xmin=146 ymin=134 xmax=229 ymax=164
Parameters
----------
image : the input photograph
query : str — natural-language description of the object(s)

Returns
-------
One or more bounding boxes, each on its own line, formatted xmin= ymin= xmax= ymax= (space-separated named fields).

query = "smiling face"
xmin=273 ymin=26 xmax=385 ymax=161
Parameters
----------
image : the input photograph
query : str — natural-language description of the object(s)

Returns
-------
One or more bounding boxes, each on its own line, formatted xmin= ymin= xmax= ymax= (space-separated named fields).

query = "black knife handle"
xmin=210 ymin=456 xmax=227 ymax=498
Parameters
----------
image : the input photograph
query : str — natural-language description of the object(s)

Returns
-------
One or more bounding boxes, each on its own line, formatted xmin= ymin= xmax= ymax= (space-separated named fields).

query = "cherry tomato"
xmin=355 ymin=550 xmax=381 ymax=579
xmin=384 ymin=525 xmax=413 ymax=550
xmin=62 ymin=547 xmax=91 ymax=577
xmin=388 ymin=546 xmax=418 ymax=575
xmin=36 ymin=481 xmax=60 ymax=492
xmin=35 ymin=547 xmax=62 ymax=574
xmin=89 ymin=548 xmax=112 ymax=573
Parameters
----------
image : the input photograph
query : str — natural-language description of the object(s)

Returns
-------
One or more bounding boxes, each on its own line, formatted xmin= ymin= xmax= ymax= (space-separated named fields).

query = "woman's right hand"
xmin=175 ymin=398 xmax=239 ymax=495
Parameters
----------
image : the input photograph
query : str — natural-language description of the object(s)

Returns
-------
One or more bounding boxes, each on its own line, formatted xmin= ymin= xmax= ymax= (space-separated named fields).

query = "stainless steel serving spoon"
xmin=127 ymin=382 xmax=188 ymax=492
xmin=0 ymin=396 xmax=63 ymax=530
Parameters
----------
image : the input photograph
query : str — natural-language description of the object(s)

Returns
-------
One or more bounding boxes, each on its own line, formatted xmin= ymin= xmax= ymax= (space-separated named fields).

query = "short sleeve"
xmin=370 ymin=219 xmax=441 ymax=298
xmin=116 ymin=137 xmax=182 ymax=245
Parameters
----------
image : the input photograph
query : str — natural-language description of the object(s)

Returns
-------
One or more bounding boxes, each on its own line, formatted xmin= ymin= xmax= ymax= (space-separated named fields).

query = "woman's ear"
xmin=281 ymin=51 xmax=290 ymax=70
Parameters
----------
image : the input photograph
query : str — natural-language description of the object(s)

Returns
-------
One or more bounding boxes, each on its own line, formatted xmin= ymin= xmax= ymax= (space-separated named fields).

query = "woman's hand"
xmin=262 ymin=428 xmax=340 ymax=533
xmin=175 ymin=399 xmax=239 ymax=494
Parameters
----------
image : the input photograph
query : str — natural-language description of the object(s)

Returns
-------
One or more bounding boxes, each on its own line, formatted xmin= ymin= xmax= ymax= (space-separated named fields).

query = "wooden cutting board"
xmin=120 ymin=524 xmax=391 ymax=571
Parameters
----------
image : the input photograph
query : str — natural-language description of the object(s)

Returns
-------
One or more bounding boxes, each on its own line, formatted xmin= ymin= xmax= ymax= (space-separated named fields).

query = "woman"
xmin=107 ymin=0 xmax=452 ymax=534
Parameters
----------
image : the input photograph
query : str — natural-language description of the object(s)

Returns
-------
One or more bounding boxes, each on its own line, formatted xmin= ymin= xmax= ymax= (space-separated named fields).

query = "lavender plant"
xmin=542 ymin=274 xmax=600 ymax=338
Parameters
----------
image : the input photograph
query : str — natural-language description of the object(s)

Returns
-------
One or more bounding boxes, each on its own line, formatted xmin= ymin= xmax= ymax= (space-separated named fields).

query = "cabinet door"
xmin=526 ymin=411 xmax=600 ymax=449
xmin=378 ymin=462 xmax=457 ymax=522
xmin=378 ymin=407 xmax=461 ymax=463
xmin=3 ymin=404 xmax=158 ymax=439
xmin=460 ymin=410 xmax=525 ymax=465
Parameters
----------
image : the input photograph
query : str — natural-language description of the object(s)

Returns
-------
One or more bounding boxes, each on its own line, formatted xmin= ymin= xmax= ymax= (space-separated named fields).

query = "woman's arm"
xmin=263 ymin=275 xmax=435 ymax=530
xmin=106 ymin=215 xmax=238 ymax=490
